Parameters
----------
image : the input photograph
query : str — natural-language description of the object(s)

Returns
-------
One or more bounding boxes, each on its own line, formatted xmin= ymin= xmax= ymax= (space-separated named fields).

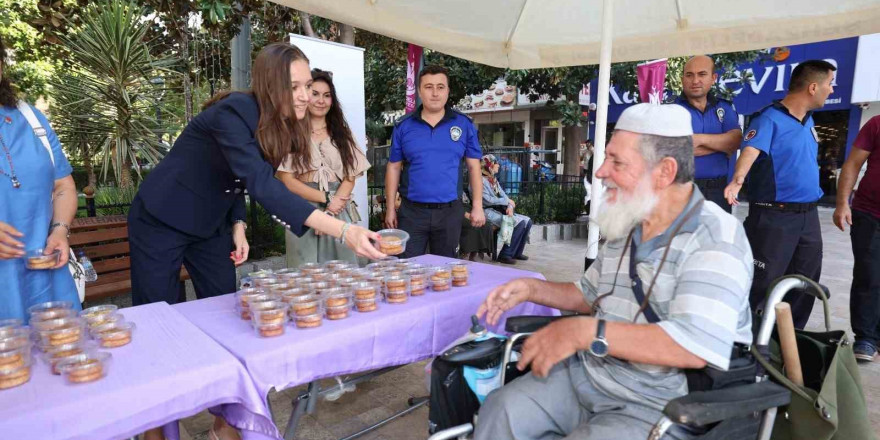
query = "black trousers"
xmin=744 ymin=205 xmax=822 ymax=329
xmin=128 ymin=196 xmax=236 ymax=306
xmin=850 ymin=209 xmax=880 ymax=346
xmin=398 ymin=199 xmax=465 ymax=258
xmin=695 ymin=177 xmax=732 ymax=213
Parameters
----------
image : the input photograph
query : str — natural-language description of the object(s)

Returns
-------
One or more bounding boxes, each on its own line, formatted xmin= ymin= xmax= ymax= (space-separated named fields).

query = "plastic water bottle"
xmin=78 ymin=251 xmax=98 ymax=282
xmin=323 ymin=376 xmax=355 ymax=401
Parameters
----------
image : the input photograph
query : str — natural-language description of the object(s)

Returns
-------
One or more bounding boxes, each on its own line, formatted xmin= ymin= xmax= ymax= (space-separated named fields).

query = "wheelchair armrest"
xmin=663 ymin=381 xmax=790 ymax=428
xmin=505 ymin=315 xmax=565 ymax=333
xmin=427 ymin=423 xmax=474 ymax=440
xmin=819 ymin=283 xmax=831 ymax=299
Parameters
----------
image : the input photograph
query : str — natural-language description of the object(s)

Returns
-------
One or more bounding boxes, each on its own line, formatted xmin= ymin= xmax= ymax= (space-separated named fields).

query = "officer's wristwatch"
xmin=589 ymin=319 xmax=609 ymax=358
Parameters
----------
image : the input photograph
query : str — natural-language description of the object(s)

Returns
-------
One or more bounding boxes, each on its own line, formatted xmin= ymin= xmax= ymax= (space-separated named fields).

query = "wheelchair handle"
xmin=756 ymin=275 xmax=831 ymax=347
xmin=499 ymin=332 xmax=530 ymax=385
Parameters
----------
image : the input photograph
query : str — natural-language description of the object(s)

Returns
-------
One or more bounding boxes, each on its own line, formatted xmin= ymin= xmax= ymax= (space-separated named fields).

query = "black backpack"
xmin=427 ymin=320 xmax=512 ymax=434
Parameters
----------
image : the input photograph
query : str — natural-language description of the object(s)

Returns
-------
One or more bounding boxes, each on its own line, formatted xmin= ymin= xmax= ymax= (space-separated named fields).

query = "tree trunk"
xmin=82 ymin=143 xmax=97 ymax=189
xmin=180 ymin=29 xmax=193 ymax=121
xmin=339 ymin=24 xmax=355 ymax=46
xmin=119 ymin=159 xmax=134 ymax=189
xmin=299 ymin=12 xmax=316 ymax=38
xmin=563 ymin=124 xmax=586 ymax=177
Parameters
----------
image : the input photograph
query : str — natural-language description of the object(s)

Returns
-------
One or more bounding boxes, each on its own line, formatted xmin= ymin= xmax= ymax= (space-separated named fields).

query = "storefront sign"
xmin=600 ymin=37 xmax=858 ymax=120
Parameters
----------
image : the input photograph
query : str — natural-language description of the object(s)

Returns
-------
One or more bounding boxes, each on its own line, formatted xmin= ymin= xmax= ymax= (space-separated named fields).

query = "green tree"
xmin=358 ymin=30 xmax=503 ymax=122
xmin=51 ymin=72 xmax=109 ymax=189
xmin=59 ymin=0 xmax=175 ymax=188
xmin=0 ymin=0 xmax=71 ymax=100
xmin=360 ymin=31 xmax=407 ymax=121
xmin=140 ymin=1 xmax=201 ymax=120
xmin=138 ymin=0 xmax=245 ymax=120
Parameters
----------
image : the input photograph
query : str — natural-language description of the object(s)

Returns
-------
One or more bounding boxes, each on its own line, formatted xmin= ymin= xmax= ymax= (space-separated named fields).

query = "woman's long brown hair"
xmin=203 ymin=42 xmax=311 ymax=169
xmin=311 ymin=69 xmax=358 ymax=178
xmin=0 ymin=34 xmax=18 ymax=108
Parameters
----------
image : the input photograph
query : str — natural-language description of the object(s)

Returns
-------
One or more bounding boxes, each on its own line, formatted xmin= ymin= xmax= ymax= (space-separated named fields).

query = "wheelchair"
xmin=425 ymin=276 xmax=826 ymax=440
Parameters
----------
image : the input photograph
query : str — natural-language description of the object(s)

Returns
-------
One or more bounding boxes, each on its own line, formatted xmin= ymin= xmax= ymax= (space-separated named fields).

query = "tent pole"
xmin=586 ymin=0 xmax=613 ymax=262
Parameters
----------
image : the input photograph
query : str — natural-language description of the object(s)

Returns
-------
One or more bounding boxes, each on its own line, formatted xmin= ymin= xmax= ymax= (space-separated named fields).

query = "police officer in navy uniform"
xmin=724 ymin=60 xmax=836 ymax=329
xmin=673 ymin=55 xmax=741 ymax=212
xmin=129 ymin=43 xmax=385 ymax=311
xmin=385 ymin=65 xmax=486 ymax=258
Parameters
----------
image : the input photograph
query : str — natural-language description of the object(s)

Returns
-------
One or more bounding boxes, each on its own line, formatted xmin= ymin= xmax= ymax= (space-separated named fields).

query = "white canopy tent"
xmin=270 ymin=0 xmax=880 ymax=259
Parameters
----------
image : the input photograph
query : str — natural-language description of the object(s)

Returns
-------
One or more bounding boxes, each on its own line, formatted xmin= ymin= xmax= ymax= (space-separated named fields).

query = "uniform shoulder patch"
xmin=744 ymin=129 xmax=757 ymax=141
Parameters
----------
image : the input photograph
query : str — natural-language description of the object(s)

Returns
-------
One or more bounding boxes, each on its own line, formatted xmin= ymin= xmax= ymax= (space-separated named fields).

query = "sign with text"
xmin=599 ymin=37 xmax=858 ymax=121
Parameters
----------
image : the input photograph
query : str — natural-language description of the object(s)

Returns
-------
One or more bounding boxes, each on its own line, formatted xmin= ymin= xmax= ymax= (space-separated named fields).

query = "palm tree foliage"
xmin=57 ymin=0 xmax=177 ymax=187
xmin=51 ymin=72 xmax=110 ymax=189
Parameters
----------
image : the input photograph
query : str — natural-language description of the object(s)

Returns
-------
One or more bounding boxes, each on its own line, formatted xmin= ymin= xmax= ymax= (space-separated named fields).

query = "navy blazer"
xmin=137 ymin=92 xmax=315 ymax=238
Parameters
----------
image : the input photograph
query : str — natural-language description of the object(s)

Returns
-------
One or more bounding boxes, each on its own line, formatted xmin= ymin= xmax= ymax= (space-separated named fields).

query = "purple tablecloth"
xmin=0 ymin=301 xmax=278 ymax=440
xmin=174 ymin=255 xmax=558 ymax=438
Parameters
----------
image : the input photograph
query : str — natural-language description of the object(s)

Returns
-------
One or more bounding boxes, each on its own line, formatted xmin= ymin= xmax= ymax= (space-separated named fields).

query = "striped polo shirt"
xmin=576 ymin=186 xmax=753 ymax=410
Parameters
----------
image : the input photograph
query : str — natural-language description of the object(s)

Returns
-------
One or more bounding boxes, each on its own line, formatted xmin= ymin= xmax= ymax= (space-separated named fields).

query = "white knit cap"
xmin=615 ymin=103 xmax=693 ymax=137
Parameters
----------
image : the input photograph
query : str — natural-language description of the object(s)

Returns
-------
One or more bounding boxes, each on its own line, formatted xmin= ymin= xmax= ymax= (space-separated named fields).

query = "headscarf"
xmin=481 ymin=154 xmax=502 ymax=196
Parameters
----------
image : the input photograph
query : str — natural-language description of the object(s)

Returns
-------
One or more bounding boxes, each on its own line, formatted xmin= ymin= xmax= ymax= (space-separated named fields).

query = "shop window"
xmin=477 ymin=122 xmax=525 ymax=148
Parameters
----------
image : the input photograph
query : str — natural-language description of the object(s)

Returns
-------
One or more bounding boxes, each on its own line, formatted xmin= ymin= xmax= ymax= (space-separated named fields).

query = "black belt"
xmin=752 ymin=201 xmax=818 ymax=212
xmin=403 ymin=198 xmax=458 ymax=209
xmin=694 ymin=176 xmax=727 ymax=189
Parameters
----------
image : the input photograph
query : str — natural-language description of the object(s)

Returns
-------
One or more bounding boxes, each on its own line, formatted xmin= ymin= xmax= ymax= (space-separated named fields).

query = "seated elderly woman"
xmin=458 ymin=186 xmax=495 ymax=261
xmin=478 ymin=154 xmax=532 ymax=265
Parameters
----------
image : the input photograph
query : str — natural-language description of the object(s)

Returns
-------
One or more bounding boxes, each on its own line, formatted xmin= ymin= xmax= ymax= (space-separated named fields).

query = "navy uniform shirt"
xmin=389 ymin=106 xmax=482 ymax=203
xmin=673 ymin=94 xmax=740 ymax=179
xmin=741 ymin=101 xmax=823 ymax=203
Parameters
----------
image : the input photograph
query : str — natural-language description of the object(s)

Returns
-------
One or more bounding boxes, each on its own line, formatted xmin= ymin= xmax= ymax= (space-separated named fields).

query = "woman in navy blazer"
xmin=130 ymin=44 xmax=384 ymax=305
xmin=130 ymin=41 xmax=385 ymax=440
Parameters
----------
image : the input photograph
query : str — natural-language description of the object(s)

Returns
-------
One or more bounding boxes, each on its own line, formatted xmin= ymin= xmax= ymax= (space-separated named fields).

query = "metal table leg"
xmin=281 ymin=366 xmax=426 ymax=440
xmin=283 ymin=381 xmax=319 ymax=440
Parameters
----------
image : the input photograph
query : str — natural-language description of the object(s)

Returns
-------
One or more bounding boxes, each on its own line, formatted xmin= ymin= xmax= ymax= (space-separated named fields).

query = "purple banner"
xmin=406 ymin=44 xmax=424 ymax=113
xmin=637 ymin=59 xmax=667 ymax=104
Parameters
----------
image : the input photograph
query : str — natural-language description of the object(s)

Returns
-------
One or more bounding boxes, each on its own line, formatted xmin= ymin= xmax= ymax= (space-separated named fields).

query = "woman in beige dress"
xmin=277 ymin=69 xmax=370 ymax=267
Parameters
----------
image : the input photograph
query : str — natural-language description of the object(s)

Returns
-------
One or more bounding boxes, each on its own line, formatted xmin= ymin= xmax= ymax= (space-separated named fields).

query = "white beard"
xmin=593 ymin=177 xmax=658 ymax=241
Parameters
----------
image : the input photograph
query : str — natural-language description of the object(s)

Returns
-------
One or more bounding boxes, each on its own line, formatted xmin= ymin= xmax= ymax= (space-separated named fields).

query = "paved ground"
xmin=108 ymin=204 xmax=879 ymax=439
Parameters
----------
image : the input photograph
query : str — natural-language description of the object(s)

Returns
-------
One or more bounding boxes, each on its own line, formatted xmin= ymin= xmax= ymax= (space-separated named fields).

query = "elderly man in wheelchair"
xmin=458 ymin=104 xmax=786 ymax=440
